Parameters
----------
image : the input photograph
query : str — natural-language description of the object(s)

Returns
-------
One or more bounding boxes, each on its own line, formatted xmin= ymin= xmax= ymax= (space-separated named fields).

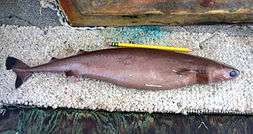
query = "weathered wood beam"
xmin=59 ymin=0 xmax=253 ymax=26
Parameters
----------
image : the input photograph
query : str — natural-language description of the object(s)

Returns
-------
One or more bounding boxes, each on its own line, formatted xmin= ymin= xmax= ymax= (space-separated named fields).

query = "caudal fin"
xmin=6 ymin=56 xmax=32 ymax=88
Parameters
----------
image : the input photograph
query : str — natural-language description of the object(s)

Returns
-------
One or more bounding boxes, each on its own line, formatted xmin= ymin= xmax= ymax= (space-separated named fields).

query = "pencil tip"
xmin=111 ymin=42 xmax=118 ymax=47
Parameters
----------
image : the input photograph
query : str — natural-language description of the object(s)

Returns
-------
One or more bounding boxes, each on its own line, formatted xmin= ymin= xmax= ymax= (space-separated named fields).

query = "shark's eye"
xmin=229 ymin=70 xmax=240 ymax=77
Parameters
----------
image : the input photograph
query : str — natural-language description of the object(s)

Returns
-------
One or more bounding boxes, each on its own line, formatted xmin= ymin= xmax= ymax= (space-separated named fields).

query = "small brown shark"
xmin=6 ymin=48 xmax=240 ymax=90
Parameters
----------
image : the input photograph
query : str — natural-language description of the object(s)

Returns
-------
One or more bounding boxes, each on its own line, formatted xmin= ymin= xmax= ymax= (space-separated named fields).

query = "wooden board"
xmin=1 ymin=107 xmax=253 ymax=134
xmin=59 ymin=0 xmax=253 ymax=26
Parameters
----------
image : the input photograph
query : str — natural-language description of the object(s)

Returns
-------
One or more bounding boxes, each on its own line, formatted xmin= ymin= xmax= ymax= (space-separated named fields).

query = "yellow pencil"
xmin=111 ymin=42 xmax=192 ymax=53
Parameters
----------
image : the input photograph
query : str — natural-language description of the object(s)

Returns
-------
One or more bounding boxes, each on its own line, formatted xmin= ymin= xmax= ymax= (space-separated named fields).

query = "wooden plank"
xmin=59 ymin=0 xmax=253 ymax=26
xmin=1 ymin=107 xmax=253 ymax=133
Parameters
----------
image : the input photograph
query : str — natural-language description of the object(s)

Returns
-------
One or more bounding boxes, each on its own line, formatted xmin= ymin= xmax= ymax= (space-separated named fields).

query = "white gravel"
xmin=0 ymin=25 xmax=252 ymax=114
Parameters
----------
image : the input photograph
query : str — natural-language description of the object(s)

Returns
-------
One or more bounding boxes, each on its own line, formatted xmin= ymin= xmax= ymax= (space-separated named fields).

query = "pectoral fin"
xmin=175 ymin=68 xmax=209 ymax=83
xmin=176 ymin=68 xmax=196 ymax=75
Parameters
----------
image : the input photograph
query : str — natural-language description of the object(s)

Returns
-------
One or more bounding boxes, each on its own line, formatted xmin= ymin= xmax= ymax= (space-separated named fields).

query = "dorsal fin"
xmin=49 ymin=57 xmax=58 ymax=63
xmin=77 ymin=50 xmax=89 ymax=55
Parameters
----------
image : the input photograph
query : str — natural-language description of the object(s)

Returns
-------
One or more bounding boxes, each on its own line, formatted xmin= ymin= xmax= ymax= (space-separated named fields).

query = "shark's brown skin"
xmin=6 ymin=48 xmax=240 ymax=89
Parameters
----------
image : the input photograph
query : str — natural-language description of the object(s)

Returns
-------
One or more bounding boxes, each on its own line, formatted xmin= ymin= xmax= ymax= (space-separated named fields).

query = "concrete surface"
xmin=0 ymin=0 xmax=60 ymax=27
xmin=0 ymin=0 xmax=252 ymax=114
